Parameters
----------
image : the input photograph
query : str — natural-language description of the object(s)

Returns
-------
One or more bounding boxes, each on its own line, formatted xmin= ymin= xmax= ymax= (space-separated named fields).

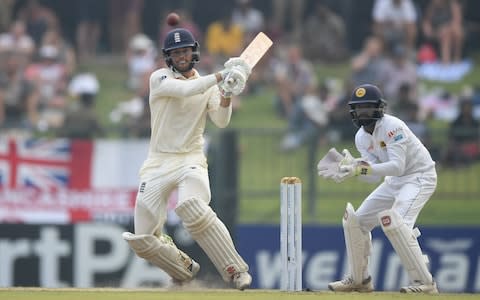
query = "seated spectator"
xmin=0 ymin=20 xmax=35 ymax=65
xmin=57 ymin=72 xmax=104 ymax=139
xmin=442 ymin=99 xmax=480 ymax=167
xmin=231 ymin=0 xmax=265 ymax=42
xmin=280 ymin=82 xmax=333 ymax=152
xmin=41 ymin=28 xmax=76 ymax=77
xmin=378 ymin=44 xmax=417 ymax=102
xmin=205 ymin=16 xmax=244 ymax=62
xmin=328 ymin=80 xmax=358 ymax=142
xmin=350 ymin=35 xmax=386 ymax=87
xmin=24 ymin=45 xmax=68 ymax=131
xmin=422 ymin=0 xmax=464 ymax=64
xmin=126 ymin=33 xmax=156 ymax=92
xmin=372 ymin=0 xmax=417 ymax=55
xmin=0 ymin=51 xmax=39 ymax=132
xmin=273 ymin=44 xmax=315 ymax=119
xmin=17 ymin=0 xmax=59 ymax=46
xmin=302 ymin=2 xmax=348 ymax=63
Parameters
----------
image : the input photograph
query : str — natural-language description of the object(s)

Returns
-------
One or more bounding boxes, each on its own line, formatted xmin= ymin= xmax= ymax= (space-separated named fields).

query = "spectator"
xmin=372 ymin=0 xmax=417 ymax=55
xmin=0 ymin=51 xmax=39 ymax=132
xmin=280 ymin=82 xmax=333 ymax=151
xmin=270 ymin=0 xmax=305 ymax=40
xmin=0 ymin=20 xmax=35 ymax=65
xmin=232 ymin=0 xmax=265 ymax=42
xmin=378 ymin=44 xmax=417 ymax=103
xmin=205 ymin=15 xmax=244 ymax=61
xmin=41 ymin=28 xmax=76 ymax=76
xmin=350 ymin=35 xmax=386 ymax=87
xmin=17 ymin=0 xmax=59 ymax=46
xmin=273 ymin=44 xmax=315 ymax=119
xmin=58 ymin=72 xmax=104 ymax=139
xmin=75 ymin=0 xmax=104 ymax=62
xmin=422 ymin=0 xmax=464 ymax=64
xmin=108 ymin=0 xmax=144 ymax=53
xmin=126 ymin=33 xmax=156 ymax=92
xmin=442 ymin=99 xmax=480 ymax=167
xmin=24 ymin=45 xmax=68 ymax=131
xmin=302 ymin=2 xmax=348 ymax=63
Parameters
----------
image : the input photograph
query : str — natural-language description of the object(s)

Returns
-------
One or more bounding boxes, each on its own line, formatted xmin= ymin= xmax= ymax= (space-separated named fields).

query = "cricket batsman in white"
xmin=122 ymin=28 xmax=252 ymax=290
xmin=317 ymin=84 xmax=438 ymax=293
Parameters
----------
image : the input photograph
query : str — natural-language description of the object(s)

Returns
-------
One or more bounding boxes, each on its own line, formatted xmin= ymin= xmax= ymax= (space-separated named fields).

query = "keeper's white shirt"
xmin=355 ymin=114 xmax=435 ymax=179
xmin=139 ymin=68 xmax=232 ymax=177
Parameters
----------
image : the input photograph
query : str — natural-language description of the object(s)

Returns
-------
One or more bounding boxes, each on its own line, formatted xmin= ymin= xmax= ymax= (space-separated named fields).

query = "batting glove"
xmin=224 ymin=57 xmax=252 ymax=77
xmin=219 ymin=66 xmax=247 ymax=96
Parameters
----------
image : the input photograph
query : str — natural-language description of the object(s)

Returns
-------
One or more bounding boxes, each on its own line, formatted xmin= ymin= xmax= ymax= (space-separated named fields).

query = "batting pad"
xmin=122 ymin=232 xmax=197 ymax=281
xmin=176 ymin=198 xmax=249 ymax=282
xmin=378 ymin=209 xmax=433 ymax=284
xmin=343 ymin=203 xmax=372 ymax=284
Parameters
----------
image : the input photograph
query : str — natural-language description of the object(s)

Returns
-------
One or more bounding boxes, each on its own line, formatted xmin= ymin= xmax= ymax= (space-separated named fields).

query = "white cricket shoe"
xmin=232 ymin=272 xmax=252 ymax=290
xmin=328 ymin=276 xmax=374 ymax=292
xmin=400 ymin=281 xmax=438 ymax=294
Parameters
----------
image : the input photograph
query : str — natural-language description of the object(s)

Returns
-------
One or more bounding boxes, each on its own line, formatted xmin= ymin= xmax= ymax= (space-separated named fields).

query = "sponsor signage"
xmin=1 ymin=223 xmax=479 ymax=293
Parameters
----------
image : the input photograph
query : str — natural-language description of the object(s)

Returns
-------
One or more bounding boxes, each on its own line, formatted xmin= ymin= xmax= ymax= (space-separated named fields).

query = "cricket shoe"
xmin=232 ymin=271 xmax=252 ymax=290
xmin=400 ymin=281 xmax=438 ymax=294
xmin=328 ymin=276 xmax=374 ymax=292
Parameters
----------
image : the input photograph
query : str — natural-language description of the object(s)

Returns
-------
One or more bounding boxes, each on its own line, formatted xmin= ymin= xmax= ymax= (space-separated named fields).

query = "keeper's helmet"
xmin=348 ymin=84 xmax=386 ymax=128
xmin=162 ymin=28 xmax=199 ymax=71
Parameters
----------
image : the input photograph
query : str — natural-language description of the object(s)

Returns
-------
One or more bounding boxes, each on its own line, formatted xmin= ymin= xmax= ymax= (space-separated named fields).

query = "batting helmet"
xmin=162 ymin=28 xmax=199 ymax=71
xmin=348 ymin=84 xmax=387 ymax=128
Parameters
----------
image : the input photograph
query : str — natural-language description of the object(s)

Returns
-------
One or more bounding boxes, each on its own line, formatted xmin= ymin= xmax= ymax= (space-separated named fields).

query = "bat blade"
xmin=240 ymin=32 xmax=273 ymax=68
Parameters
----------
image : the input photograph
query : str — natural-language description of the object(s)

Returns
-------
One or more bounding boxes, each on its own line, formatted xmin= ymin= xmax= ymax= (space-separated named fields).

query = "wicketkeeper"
xmin=317 ymin=84 xmax=438 ymax=294
xmin=122 ymin=28 xmax=252 ymax=290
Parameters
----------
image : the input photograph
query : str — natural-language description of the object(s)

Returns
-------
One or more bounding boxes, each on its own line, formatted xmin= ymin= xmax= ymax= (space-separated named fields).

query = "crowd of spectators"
xmin=0 ymin=0 xmax=479 ymax=168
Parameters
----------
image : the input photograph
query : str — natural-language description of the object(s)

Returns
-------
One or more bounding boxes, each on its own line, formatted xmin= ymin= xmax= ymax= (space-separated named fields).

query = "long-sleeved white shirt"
xmin=355 ymin=114 xmax=435 ymax=179
xmin=139 ymin=68 xmax=232 ymax=176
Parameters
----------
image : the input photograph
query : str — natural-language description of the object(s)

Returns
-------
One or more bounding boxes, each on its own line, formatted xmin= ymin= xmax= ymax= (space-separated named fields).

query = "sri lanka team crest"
xmin=355 ymin=87 xmax=366 ymax=97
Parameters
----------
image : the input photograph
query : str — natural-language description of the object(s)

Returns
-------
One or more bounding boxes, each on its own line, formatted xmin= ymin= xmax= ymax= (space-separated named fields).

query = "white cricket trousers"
xmin=355 ymin=168 xmax=437 ymax=232
xmin=133 ymin=163 xmax=211 ymax=236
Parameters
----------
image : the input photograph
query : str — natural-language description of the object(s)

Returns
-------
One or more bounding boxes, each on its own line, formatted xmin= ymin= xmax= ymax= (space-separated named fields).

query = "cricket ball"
xmin=166 ymin=12 xmax=180 ymax=26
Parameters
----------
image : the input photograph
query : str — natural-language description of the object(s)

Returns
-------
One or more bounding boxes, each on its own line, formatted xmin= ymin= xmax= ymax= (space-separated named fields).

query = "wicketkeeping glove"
xmin=339 ymin=160 xmax=372 ymax=177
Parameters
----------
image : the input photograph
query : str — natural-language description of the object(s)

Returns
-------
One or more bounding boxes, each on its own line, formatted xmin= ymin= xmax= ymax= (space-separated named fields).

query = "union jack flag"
xmin=0 ymin=137 xmax=93 ymax=191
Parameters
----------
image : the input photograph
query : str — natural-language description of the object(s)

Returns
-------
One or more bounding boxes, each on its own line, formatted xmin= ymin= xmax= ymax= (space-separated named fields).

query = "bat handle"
xmin=225 ymin=73 xmax=235 ymax=85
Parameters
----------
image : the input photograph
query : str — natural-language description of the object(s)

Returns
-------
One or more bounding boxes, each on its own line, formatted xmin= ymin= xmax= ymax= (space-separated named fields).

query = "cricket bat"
xmin=226 ymin=32 xmax=273 ymax=84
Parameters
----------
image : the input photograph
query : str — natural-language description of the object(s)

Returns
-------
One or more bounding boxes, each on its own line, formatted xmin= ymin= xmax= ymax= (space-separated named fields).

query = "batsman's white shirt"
xmin=140 ymin=67 xmax=231 ymax=176
xmin=133 ymin=67 xmax=231 ymax=234
xmin=354 ymin=114 xmax=437 ymax=230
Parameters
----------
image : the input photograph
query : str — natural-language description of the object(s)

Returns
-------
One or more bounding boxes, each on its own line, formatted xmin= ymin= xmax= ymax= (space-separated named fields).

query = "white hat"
xmin=129 ymin=34 xmax=153 ymax=51
xmin=68 ymin=72 xmax=100 ymax=95
xmin=39 ymin=45 xmax=59 ymax=59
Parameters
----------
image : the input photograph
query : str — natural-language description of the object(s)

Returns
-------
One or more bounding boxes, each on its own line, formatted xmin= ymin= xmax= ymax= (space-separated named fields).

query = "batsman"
xmin=122 ymin=28 xmax=252 ymax=290
xmin=317 ymin=84 xmax=438 ymax=294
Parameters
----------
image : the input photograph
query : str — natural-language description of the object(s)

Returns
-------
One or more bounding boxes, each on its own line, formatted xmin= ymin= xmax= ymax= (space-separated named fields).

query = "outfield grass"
xmin=2 ymin=289 xmax=480 ymax=300
xmin=86 ymin=54 xmax=480 ymax=226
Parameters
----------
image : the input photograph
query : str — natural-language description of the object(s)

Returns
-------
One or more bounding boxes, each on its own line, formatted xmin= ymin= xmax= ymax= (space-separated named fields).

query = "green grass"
xmin=84 ymin=54 xmax=480 ymax=226
xmin=1 ymin=289 xmax=479 ymax=300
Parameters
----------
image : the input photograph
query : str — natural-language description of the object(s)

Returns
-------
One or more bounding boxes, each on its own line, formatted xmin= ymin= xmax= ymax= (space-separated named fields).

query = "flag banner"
xmin=0 ymin=136 xmax=149 ymax=224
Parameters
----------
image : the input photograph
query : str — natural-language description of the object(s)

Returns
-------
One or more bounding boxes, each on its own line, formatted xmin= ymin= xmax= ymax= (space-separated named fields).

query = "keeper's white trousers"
xmin=355 ymin=168 xmax=437 ymax=232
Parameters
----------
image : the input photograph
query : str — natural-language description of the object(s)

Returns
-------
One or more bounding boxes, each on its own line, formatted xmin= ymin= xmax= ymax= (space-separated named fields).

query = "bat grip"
xmin=225 ymin=73 xmax=234 ymax=85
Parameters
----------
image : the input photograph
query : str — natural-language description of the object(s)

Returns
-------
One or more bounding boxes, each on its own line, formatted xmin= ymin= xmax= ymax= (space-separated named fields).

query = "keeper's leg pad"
xmin=343 ymin=203 xmax=372 ymax=284
xmin=122 ymin=232 xmax=198 ymax=282
xmin=378 ymin=209 xmax=433 ymax=284
xmin=175 ymin=198 xmax=248 ymax=282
